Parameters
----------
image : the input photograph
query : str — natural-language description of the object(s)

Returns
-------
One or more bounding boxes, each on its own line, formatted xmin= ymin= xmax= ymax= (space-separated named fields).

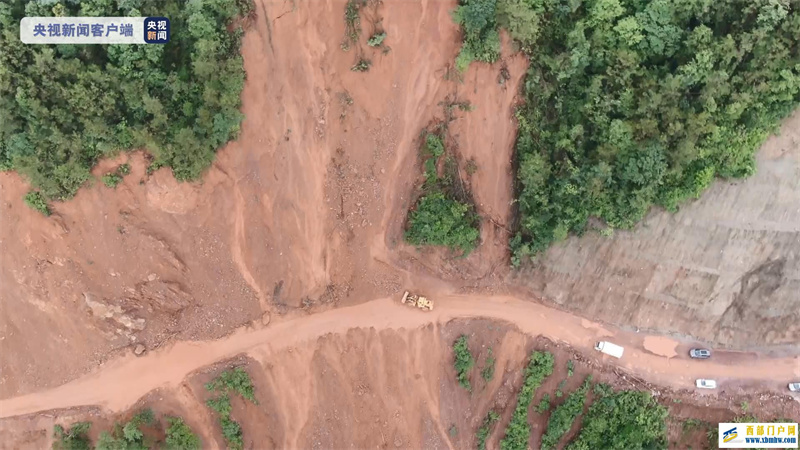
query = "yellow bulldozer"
xmin=401 ymin=291 xmax=434 ymax=311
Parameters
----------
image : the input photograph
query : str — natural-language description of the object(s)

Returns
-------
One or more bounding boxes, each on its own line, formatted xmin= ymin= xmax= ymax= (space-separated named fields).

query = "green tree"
xmin=52 ymin=422 xmax=92 ymax=450
xmin=500 ymin=351 xmax=555 ymax=450
xmin=494 ymin=0 xmax=800 ymax=262
xmin=453 ymin=335 xmax=475 ymax=390
xmin=568 ymin=390 xmax=668 ymax=450
xmin=0 ymin=0 xmax=251 ymax=201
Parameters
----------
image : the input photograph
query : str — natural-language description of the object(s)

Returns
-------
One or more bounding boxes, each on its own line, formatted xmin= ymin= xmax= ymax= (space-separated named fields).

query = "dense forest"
xmin=0 ymin=0 xmax=251 ymax=204
xmin=454 ymin=0 xmax=800 ymax=262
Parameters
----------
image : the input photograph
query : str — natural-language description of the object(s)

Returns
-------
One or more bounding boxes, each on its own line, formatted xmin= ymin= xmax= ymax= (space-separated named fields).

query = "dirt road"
xmin=1 ymin=295 xmax=797 ymax=419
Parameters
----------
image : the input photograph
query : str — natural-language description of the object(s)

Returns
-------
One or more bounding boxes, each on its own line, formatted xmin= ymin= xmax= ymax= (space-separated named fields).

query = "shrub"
xmin=52 ymin=422 xmax=92 ymax=450
xmin=367 ymin=32 xmax=386 ymax=47
xmin=481 ymin=348 xmax=496 ymax=381
xmin=206 ymin=367 xmax=256 ymax=450
xmin=24 ymin=190 xmax=50 ymax=216
xmin=95 ymin=409 xmax=154 ymax=450
xmin=102 ymin=173 xmax=123 ymax=189
xmin=476 ymin=410 xmax=501 ymax=450
xmin=165 ymin=417 xmax=201 ymax=450
xmin=567 ymin=360 xmax=574 ymax=377
xmin=541 ymin=376 xmax=592 ymax=449
xmin=351 ymin=58 xmax=371 ymax=72
xmin=500 ymin=351 xmax=555 ymax=450
xmin=206 ymin=367 xmax=257 ymax=403
xmin=207 ymin=395 xmax=244 ymax=450
xmin=118 ymin=163 xmax=131 ymax=175
xmin=536 ymin=393 xmax=550 ymax=414
xmin=453 ymin=335 xmax=475 ymax=390
xmin=0 ymin=0 xmax=250 ymax=201
xmin=341 ymin=0 xmax=365 ymax=50
xmin=568 ymin=390 xmax=668 ymax=450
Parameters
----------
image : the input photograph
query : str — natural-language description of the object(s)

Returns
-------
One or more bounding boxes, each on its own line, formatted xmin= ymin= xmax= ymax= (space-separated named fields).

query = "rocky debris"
xmin=133 ymin=344 xmax=146 ymax=356
xmin=84 ymin=292 xmax=146 ymax=331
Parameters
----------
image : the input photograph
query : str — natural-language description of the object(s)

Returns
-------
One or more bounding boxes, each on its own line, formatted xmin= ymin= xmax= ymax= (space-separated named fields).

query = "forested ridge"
xmin=453 ymin=0 xmax=800 ymax=262
xmin=0 ymin=0 xmax=251 ymax=204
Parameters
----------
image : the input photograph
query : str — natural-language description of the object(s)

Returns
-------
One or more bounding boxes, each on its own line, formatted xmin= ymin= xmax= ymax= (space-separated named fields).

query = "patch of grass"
xmin=453 ymin=335 xmax=475 ymax=391
xmin=541 ymin=376 xmax=592 ymax=450
xmin=52 ymin=422 xmax=92 ymax=450
xmin=481 ymin=348 xmax=496 ymax=382
xmin=500 ymin=351 xmax=555 ymax=450
xmin=367 ymin=31 xmax=386 ymax=47
xmin=476 ymin=410 xmax=501 ymax=450
xmin=567 ymin=360 xmax=574 ymax=377
xmin=351 ymin=58 xmax=372 ymax=72
xmin=165 ymin=417 xmax=201 ymax=450
xmin=740 ymin=401 xmax=749 ymax=412
xmin=118 ymin=163 xmax=131 ymax=175
xmin=536 ymin=393 xmax=551 ymax=414
xmin=24 ymin=190 xmax=50 ymax=216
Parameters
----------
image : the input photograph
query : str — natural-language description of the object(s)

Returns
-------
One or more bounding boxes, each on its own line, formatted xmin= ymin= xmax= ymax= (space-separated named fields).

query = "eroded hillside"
xmin=1 ymin=0 xmax=799 ymax=406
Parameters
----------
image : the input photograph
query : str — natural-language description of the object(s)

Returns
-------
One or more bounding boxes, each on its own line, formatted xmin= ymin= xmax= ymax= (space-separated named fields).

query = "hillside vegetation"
xmin=453 ymin=0 xmax=800 ymax=261
xmin=0 ymin=0 xmax=250 ymax=205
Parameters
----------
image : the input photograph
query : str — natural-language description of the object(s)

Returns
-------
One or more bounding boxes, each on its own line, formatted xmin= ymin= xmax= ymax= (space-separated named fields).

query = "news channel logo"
xmin=719 ymin=422 xmax=798 ymax=449
xmin=21 ymin=17 xmax=169 ymax=44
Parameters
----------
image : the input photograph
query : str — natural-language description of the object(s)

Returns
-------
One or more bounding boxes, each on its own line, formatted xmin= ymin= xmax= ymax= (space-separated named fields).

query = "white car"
xmin=696 ymin=379 xmax=717 ymax=389
xmin=789 ymin=382 xmax=800 ymax=392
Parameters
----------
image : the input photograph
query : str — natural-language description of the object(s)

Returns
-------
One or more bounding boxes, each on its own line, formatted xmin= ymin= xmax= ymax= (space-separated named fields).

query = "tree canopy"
xmin=567 ymin=389 xmax=668 ymax=450
xmin=452 ymin=0 xmax=800 ymax=261
xmin=0 ymin=0 xmax=251 ymax=201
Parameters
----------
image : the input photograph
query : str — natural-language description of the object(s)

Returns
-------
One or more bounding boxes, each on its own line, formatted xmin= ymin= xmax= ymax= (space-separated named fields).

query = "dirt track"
xmin=1 ymin=294 xmax=798 ymax=420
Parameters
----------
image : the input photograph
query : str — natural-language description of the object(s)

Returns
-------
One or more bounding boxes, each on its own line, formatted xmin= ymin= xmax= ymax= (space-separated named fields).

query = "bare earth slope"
xmin=0 ymin=0 xmax=798 ymax=407
xmin=1 ymin=305 xmax=798 ymax=449
xmin=0 ymin=0 xmax=523 ymax=398
xmin=515 ymin=112 xmax=800 ymax=349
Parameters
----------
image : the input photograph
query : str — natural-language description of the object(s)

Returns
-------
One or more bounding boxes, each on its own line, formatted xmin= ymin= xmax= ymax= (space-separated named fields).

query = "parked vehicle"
xmin=696 ymin=379 xmax=717 ymax=389
xmin=594 ymin=341 xmax=624 ymax=358
xmin=689 ymin=348 xmax=711 ymax=359
xmin=789 ymin=382 xmax=800 ymax=392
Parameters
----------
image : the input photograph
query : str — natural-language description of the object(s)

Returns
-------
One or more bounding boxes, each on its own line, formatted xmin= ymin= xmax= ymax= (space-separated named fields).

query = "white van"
xmin=595 ymin=341 xmax=624 ymax=358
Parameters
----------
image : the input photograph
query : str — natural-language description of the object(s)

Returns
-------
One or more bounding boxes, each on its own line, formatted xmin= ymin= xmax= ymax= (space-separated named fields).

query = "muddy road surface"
xmin=1 ymin=295 xmax=798 ymax=419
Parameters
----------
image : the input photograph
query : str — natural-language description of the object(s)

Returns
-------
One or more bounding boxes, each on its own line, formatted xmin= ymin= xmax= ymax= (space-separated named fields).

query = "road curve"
xmin=1 ymin=295 xmax=798 ymax=419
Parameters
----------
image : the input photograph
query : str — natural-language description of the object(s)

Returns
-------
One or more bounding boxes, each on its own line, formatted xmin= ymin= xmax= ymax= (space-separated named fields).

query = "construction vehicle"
xmin=401 ymin=291 xmax=434 ymax=311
